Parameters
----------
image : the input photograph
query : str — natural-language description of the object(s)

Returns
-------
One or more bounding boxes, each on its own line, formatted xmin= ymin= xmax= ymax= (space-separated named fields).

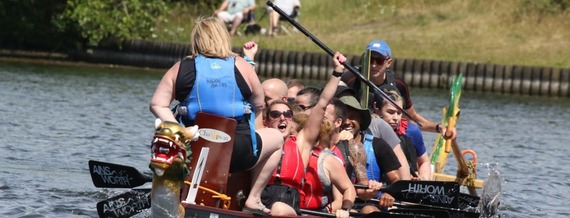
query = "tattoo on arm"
xmin=348 ymin=140 xmax=369 ymax=183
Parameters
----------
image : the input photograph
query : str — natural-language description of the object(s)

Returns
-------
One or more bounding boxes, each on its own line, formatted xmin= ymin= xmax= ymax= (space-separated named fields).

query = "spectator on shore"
xmin=267 ymin=0 xmax=300 ymax=36
xmin=214 ymin=0 xmax=256 ymax=35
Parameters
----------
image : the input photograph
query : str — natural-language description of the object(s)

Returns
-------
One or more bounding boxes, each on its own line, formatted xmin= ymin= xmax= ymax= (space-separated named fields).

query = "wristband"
xmin=435 ymin=123 xmax=441 ymax=133
xmin=244 ymin=56 xmax=256 ymax=67
xmin=332 ymin=71 xmax=343 ymax=78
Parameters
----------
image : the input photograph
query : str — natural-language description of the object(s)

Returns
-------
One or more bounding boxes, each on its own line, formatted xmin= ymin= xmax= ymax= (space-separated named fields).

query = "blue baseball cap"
xmin=366 ymin=40 xmax=392 ymax=58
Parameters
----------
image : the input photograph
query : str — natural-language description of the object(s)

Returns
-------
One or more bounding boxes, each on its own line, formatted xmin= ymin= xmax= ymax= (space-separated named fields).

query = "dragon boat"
xmin=90 ymin=111 xmax=482 ymax=218
xmin=87 ymin=2 xmax=494 ymax=216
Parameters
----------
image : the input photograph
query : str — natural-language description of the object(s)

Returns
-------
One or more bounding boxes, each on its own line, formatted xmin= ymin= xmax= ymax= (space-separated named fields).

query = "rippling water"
xmin=1 ymin=61 xmax=569 ymax=217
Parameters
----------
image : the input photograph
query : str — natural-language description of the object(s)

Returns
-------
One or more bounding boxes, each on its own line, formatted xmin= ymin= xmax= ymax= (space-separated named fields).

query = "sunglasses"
xmin=370 ymin=56 xmax=388 ymax=66
xmin=298 ymin=104 xmax=314 ymax=111
xmin=269 ymin=110 xmax=293 ymax=119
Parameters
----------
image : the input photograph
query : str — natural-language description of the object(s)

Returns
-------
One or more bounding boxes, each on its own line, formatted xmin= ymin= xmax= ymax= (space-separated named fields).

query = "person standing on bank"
xmin=149 ymin=17 xmax=282 ymax=215
xmin=341 ymin=40 xmax=457 ymax=139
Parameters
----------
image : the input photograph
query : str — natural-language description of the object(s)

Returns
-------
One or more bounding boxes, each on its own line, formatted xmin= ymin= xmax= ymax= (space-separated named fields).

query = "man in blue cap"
xmin=341 ymin=40 xmax=456 ymax=140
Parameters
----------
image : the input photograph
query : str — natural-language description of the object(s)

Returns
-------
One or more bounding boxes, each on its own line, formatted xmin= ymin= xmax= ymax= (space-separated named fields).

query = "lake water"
xmin=1 ymin=60 xmax=569 ymax=218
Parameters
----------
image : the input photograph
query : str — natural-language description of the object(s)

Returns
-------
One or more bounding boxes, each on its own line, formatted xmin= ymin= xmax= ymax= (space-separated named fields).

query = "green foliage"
xmin=0 ymin=0 xmax=82 ymax=50
xmin=58 ymin=0 xmax=170 ymax=46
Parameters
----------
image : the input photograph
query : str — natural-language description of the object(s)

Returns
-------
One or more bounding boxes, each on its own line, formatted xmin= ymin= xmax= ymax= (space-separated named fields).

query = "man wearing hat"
xmin=336 ymin=93 xmax=416 ymax=213
xmin=337 ymin=94 xmax=410 ymax=182
xmin=340 ymin=40 xmax=456 ymax=140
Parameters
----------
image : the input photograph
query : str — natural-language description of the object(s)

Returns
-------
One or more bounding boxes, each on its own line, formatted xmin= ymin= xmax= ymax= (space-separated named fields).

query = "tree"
xmin=56 ymin=0 xmax=169 ymax=46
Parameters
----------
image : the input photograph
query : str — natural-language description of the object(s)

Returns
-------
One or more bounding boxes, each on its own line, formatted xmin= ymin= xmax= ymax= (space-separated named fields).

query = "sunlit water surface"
xmin=1 ymin=61 xmax=569 ymax=217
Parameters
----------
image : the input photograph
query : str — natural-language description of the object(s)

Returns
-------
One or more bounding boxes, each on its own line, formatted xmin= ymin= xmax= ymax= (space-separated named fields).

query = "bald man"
xmin=262 ymin=78 xmax=288 ymax=107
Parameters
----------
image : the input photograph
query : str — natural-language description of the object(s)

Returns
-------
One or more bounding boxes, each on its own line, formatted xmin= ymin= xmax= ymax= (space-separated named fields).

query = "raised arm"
xmin=298 ymin=52 xmax=345 ymax=165
xmin=408 ymin=106 xmax=457 ymax=139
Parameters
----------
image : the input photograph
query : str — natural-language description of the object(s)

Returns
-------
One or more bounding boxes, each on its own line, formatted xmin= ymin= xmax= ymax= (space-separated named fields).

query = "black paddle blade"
xmin=96 ymin=189 xmax=151 ymax=218
xmin=382 ymin=180 xmax=460 ymax=208
xmin=389 ymin=208 xmax=449 ymax=218
xmin=89 ymin=160 xmax=152 ymax=188
xmin=459 ymin=192 xmax=480 ymax=209
xmin=396 ymin=203 xmax=481 ymax=218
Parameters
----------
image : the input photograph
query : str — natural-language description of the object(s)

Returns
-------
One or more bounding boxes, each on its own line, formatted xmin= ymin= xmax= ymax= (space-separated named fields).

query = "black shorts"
xmin=261 ymin=185 xmax=301 ymax=215
xmin=229 ymin=132 xmax=262 ymax=173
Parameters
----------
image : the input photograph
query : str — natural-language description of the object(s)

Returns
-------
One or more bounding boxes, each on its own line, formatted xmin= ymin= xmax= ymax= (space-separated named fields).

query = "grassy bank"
xmin=156 ymin=0 xmax=569 ymax=68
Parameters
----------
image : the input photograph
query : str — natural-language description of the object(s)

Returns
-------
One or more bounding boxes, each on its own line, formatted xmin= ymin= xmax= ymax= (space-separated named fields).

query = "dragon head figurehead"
xmin=150 ymin=118 xmax=199 ymax=178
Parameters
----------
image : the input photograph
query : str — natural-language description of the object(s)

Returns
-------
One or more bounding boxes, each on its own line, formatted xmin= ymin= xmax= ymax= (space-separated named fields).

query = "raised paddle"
xmin=89 ymin=160 xmax=152 ymax=188
xmin=266 ymin=1 xmax=421 ymax=127
xmin=96 ymin=188 xmax=151 ymax=218
xmin=354 ymin=180 xmax=460 ymax=208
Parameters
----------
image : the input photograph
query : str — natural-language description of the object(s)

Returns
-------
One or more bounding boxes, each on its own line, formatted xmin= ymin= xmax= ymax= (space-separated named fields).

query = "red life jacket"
xmin=396 ymin=118 xmax=408 ymax=135
xmin=300 ymin=146 xmax=345 ymax=210
xmin=268 ymin=136 xmax=304 ymax=189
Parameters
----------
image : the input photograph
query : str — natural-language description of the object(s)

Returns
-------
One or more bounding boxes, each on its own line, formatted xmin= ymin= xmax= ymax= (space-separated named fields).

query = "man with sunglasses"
xmin=286 ymin=79 xmax=305 ymax=103
xmin=341 ymin=40 xmax=456 ymax=139
xmin=294 ymin=86 xmax=321 ymax=114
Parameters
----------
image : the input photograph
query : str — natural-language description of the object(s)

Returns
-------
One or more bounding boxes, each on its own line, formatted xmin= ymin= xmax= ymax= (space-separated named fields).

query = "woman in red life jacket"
xmin=264 ymin=100 xmax=295 ymax=140
xmin=260 ymin=52 xmax=348 ymax=216
xmin=300 ymin=53 xmax=356 ymax=218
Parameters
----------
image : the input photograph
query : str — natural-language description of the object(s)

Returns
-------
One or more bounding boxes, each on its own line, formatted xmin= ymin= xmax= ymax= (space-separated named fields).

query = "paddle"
xmin=300 ymin=209 xmax=428 ymax=218
xmin=96 ymin=188 xmax=151 ymax=218
xmin=89 ymin=160 xmax=152 ymax=188
xmin=409 ymin=171 xmax=479 ymax=208
xmin=459 ymin=192 xmax=480 ymax=209
xmin=266 ymin=1 xmax=421 ymax=127
xmin=392 ymin=202 xmax=480 ymax=218
xmin=354 ymin=180 xmax=460 ymax=208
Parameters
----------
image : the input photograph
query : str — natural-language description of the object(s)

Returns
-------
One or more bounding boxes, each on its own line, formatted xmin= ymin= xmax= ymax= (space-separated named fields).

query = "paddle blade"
xmin=458 ymin=192 xmax=480 ymax=209
xmin=389 ymin=208 xmax=450 ymax=218
xmin=96 ymin=189 xmax=151 ymax=218
xmin=89 ymin=160 xmax=152 ymax=188
xmin=382 ymin=180 xmax=460 ymax=208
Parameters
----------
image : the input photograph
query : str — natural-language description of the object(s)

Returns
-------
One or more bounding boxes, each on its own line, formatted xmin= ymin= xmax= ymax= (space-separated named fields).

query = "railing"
xmin=70 ymin=40 xmax=570 ymax=97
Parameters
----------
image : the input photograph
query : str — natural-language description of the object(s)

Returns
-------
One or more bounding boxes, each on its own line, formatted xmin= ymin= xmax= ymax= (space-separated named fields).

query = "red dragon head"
xmin=150 ymin=119 xmax=199 ymax=177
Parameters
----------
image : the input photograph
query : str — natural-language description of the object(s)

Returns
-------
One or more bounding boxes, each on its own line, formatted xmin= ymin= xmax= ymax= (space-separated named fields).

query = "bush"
xmin=57 ymin=0 xmax=170 ymax=47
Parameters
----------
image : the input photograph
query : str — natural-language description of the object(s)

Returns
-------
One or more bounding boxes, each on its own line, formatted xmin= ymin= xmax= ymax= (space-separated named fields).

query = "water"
xmin=1 ymin=60 xmax=569 ymax=217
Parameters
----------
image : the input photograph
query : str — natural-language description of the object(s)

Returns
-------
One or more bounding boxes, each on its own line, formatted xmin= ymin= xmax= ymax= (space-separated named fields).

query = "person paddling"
xmin=374 ymin=89 xmax=431 ymax=180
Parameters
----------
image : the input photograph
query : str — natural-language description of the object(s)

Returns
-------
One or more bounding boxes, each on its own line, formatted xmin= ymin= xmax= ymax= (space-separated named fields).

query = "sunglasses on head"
xmin=370 ymin=56 xmax=388 ymax=66
xmin=269 ymin=110 xmax=293 ymax=119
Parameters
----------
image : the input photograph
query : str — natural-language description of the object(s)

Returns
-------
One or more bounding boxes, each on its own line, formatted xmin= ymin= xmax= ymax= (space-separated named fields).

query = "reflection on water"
xmin=1 ymin=61 xmax=570 ymax=217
